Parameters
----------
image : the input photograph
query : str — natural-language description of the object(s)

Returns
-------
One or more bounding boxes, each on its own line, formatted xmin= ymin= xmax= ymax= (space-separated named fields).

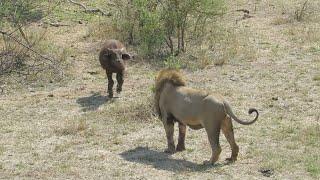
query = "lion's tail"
xmin=223 ymin=101 xmax=259 ymax=125
xmin=154 ymin=69 xmax=186 ymax=117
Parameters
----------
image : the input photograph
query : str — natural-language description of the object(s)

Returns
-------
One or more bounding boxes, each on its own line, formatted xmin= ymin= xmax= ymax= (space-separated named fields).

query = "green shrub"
xmin=164 ymin=55 xmax=182 ymax=69
xmin=0 ymin=0 xmax=44 ymax=29
xmin=0 ymin=1 xmax=63 ymax=85
xmin=112 ymin=0 xmax=225 ymax=58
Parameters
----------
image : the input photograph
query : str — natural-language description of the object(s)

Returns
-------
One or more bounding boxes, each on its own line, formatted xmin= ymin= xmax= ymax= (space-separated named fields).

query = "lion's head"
xmin=154 ymin=69 xmax=186 ymax=117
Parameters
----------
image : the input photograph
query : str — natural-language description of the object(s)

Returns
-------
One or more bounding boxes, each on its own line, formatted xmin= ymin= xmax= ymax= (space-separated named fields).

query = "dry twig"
xmin=68 ymin=0 xmax=111 ymax=16
xmin=0 ymin=30 xmax=63 ymax=77
xmin=43 ymin=22 xmax=70 ymax=27
xmin=236 ymin=9 xmax=254 ymax=23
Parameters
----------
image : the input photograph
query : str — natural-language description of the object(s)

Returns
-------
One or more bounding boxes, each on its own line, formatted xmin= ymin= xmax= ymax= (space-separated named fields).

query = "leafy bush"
xmin=164 ymin=55 xmax=182 ymax=69
xmin=112 ymin=0 xmax=225 ymax=57
xmin=0 ymin=0 xmax=43 ymax=44
xmin=0 ymin=1 xmax=63 ymax=86
xmin=0 ymin=0 xmax=43 ymax=26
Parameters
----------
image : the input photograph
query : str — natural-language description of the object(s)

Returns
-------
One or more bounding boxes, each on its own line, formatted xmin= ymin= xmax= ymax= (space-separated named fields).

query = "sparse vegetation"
xmin=294 ymin=0 xmax=309 ymax=22
xmin=112 ymin=0 xmax=225 ymax=57
xmin=0 ymin=0 xmax=319 ymax=179
xmin=0 ymin=0 xmax=64 ymax=88
xmin=313 ymin=75 xmax=320 ymax=81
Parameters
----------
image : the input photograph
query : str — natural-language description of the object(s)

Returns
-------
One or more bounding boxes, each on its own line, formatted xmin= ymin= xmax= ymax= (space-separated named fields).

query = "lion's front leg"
xmin=176 ymin=122 xmax=186 ymax=151
xmin=162 ymin=116 xmax=175 ymax=154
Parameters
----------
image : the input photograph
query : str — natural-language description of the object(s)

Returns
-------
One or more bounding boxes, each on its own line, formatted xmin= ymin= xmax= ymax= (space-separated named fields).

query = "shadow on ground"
xmin=120 ymin=146 xmax=225 ymax=172
xmin=76 ymin=92 xmax=109 ymax=111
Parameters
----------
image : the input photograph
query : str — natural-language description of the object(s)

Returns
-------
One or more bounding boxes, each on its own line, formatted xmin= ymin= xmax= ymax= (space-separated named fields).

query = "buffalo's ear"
xmin=122 ymin=53 xmax=131 ymax=60
xmin=105 ymin=48 xmax=114 ymax=56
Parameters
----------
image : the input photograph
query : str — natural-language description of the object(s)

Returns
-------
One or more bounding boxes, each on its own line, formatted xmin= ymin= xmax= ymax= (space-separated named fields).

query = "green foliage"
xmin=306 ymin=154 xmax=320 ymax=177
xmin=133 ymin=0 xmax=166 ymax=56
xmin=0 ymin=0 xmax=43 ymax=27
xmin=164 ymin=55 xmax=182 ymax=69
xmin=0 ymin=1 xmax=63 ymax=84
xmin=113 ymin=0 xmax=225 ymax=57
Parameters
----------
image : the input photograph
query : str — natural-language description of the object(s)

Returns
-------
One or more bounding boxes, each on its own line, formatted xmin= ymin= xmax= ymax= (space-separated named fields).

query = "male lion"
xmin=154 ymin=69 xmax=259 ymax=164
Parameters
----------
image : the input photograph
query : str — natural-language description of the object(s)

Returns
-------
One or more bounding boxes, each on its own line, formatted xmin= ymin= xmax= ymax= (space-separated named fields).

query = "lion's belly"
xmin=180 ymin=116 xmax=204 ymax=130
xmin=170 ymin=106 xmax=203 ymax=127
xmin=188 ymin=124 xmax=203 ymax=130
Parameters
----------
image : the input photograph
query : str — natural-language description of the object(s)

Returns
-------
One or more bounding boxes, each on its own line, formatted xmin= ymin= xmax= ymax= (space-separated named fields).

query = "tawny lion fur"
xmin=154 ymin=69 xmax=259 ymax=164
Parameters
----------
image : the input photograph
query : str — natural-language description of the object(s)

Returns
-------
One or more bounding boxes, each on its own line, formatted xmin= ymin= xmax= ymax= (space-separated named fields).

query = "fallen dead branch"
xmin=236 ymin=9 xmax=250 ymax=14
xmin=43 ymin=22 xmax=70 ymax=27
xmin=236 ymin=9 xmax=254 ymax=23
xmin=67 ymin=0 xmax=111 ymax=16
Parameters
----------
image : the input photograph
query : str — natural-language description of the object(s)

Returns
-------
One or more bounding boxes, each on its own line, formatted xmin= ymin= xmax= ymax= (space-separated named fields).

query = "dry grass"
xmin=55 ymin=119 xmax=88 ymax=136
xmin=0 ymin=0 xmax=319 ymax=179
xmin=313 ymin=74 xmax=320 ymax=81
xmin=271 ymin=16 xmax=293 ymax=25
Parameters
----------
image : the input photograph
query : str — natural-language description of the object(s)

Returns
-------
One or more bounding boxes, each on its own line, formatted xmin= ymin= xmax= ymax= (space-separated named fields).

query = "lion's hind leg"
xmin=222 ymin=116 xmax=239 ymax=162
xmin=176 ymin=122 xmax=186 ymax=151
xmin=204 ymin=122 xmax=222 ymax=164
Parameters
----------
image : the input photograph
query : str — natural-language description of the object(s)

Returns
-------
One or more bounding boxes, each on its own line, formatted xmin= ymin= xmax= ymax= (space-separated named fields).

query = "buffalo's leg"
xmin=222 ymin=116 xmax=239 ymax=162
xmin=176 ymin=122 xmax=186 ymax=151
xmin=107 ymin=72 xmax=114 ymax=98
xmin=116 ymin=72 xmax=124 ymax=93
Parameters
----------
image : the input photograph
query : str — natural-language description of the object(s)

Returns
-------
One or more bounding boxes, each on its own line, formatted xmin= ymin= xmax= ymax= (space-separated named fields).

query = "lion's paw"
xmin=164 ymin=148 xmax=176 ymax=154
xmin=176 ymin=145 xmax=186 ymax=152
xmin=202 ymin=160 xmax=215 ymax=165
xmin=225 ymin=158 xmax=236 ymax=163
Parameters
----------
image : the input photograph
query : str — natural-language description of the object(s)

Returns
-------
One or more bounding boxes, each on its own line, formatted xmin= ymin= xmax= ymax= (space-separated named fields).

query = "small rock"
xmin=230 ymin=76 xmax=237 ymax=81
xmin=48 ymin=94 xmax=54 ymax=97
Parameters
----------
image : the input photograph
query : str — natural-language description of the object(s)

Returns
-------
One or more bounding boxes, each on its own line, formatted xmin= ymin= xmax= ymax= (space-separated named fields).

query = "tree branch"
xmin=43 ymin=22 xmax=70 ymax=27
xmin=68 ymin=0 xmax=111 ymax=16
xmin=0 ymin=30 xmax=62 ymax=73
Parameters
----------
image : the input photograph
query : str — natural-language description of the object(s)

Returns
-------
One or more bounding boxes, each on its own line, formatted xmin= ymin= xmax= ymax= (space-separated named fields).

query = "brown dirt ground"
xmin=0 ymin=0 xmax=319 ymax=179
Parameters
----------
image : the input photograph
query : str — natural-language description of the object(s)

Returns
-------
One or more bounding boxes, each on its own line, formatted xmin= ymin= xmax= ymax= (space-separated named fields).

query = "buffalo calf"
xmin=99 ymin=39 xmax=132 ymax=98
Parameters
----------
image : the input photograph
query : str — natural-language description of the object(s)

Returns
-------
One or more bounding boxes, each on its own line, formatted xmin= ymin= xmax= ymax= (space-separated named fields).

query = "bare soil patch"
xmin=0 ymin=0 xmax=319 ymax=179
